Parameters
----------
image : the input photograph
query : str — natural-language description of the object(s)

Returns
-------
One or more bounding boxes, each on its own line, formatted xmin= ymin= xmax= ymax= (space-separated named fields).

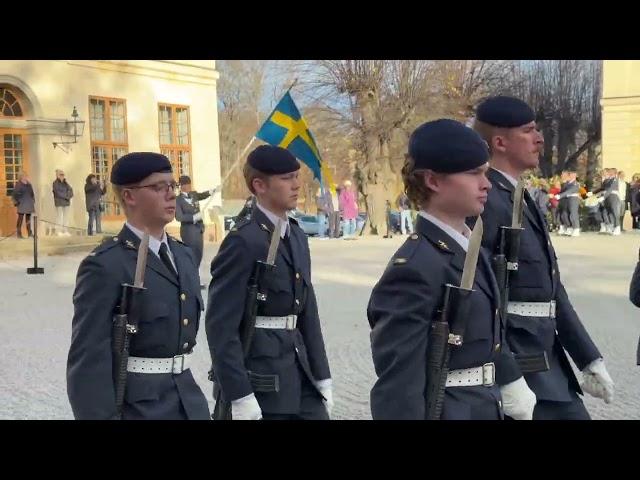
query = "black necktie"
xmin=159 ymin=243 xmax=177 ymax=277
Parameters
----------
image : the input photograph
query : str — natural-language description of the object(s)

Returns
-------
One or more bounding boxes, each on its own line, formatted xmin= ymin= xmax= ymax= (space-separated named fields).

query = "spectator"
xmin=339 ymin=180 xmax=358 ymax=240
xmin=548 ymin=178 xmax=561 ymax=231
xmin=396 ymin=191 xmax=413 ymax=235
xmin=619 ymin=171 xmax=630 ymax=232
xmin=315 ymin=186 xmax=332 ymax=239
xmin=11 ymin=171 xmax=35 ymax=239
xmin=630 ymin=174 xmax=640 ymax=230
xmin=84 ymin=174 xmax=106 ymax=236
xmin=328 ymin=187 xmax=341 ymax=238
xmin=52 ymin=168 xmax=73 ymax=236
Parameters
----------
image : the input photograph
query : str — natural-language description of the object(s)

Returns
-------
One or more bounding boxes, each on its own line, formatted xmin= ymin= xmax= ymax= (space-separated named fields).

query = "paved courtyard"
xmin=1 ymin=231 xmax=639 ymax=419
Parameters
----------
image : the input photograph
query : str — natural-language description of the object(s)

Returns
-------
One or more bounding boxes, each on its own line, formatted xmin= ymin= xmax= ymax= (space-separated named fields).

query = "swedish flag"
xmin=255 ymin=91 xmax=335 ymax=192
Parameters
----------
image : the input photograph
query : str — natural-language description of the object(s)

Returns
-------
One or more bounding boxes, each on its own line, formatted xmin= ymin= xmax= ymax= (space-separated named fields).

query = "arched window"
xmin=0 ymin=88 xmax=23 ymax=117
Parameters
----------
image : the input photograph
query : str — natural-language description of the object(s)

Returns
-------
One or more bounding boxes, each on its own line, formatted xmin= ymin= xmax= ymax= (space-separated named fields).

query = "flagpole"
xmin=201 ymin=135 xmax=256 ymax=212
xmin=285 ymin=77 xmax=299 ymax=94
xmin=220 ymin=136 xmax=256 ymax=187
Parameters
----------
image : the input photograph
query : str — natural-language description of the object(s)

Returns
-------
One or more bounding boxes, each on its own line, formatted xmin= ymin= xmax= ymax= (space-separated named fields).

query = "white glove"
xmin=231 ymin=393 xmax=262 ymax=420
xmin=554 ymin=194 xmax=561 ymax=200
xmin=581 ymin=358 xmax=614 ymax=404
xmin=586 ymin=191 xmax=594 ymax=198
xmin=193 ymin=212 xmax=203 ymax=223
xmin=500 ymin=376 xmax=537 ymax=420
xmin=316 ymin=379 xmax=334 ymax=418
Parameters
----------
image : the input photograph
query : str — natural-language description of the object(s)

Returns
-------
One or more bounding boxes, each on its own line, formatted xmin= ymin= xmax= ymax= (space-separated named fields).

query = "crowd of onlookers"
xmin=10 ymin=168 xmax=107 ymax=239
xmin=525 ymin=168 xmax=637 ymax=236
xmin=13 ymin=166 xmax=637 ymax=241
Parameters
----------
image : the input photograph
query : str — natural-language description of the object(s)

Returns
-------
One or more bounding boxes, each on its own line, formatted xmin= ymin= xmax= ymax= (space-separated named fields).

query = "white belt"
xmin=566 ymin=193 xmax=580 ymax=197
xmin=127 ymin=354 xmax=192 ymax=374
xmin=507 ymin=301 xmax=556 ymax=318
xmin=255 ymin=315 xmax=297 ymax=330
xmin=446 ymin=363 xmax=495 ymax=387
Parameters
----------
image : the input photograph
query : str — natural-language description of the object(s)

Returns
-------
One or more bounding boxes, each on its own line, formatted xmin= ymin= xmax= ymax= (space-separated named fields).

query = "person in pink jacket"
xmin=339 ymin=180 xmax=359 ymax=240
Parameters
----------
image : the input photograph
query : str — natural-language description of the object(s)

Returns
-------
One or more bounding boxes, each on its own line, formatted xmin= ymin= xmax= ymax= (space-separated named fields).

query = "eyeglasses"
xmin=126 ymin=181 xmax=179 ymax=194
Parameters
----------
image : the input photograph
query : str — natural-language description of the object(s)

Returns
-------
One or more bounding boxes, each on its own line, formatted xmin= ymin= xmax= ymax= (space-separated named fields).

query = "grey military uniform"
xmin=175 ymin=191 xmax=211 ymax=268
xmin=557 ymin=181 xmax=580 ymax=229
xmin=67 ymin=225 xmax=210 ymax=420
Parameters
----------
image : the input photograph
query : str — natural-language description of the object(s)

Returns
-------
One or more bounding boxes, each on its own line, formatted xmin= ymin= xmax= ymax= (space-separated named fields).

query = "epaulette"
xmin=87 ymin=235 xmax=120 ymax=257
xmin=391 ymin=233 xmax=422 ymax=265
xmin=168 ymin=234 xmax=186 ymax=246
xmin=230 ymin=216 xmax=251 ymax=233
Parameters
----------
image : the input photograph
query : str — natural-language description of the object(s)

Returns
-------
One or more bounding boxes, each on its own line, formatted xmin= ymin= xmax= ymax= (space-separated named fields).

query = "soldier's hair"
xmin=112 ymin=184 xmax=126 ymax=211
xmin=243 ymin=163 xmax=269 ymax=195
xmin=401 ymin=155 xmax=434 ymax=209
xmin=473 ymin=120 xmax=508 ymax=155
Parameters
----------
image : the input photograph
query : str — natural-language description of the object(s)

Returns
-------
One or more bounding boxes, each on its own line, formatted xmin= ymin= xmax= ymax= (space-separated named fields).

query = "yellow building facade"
xmin=601 ymin=60 xmax=640 ymax=177
xmin=0 ymin=60 xmax=221 ymax=237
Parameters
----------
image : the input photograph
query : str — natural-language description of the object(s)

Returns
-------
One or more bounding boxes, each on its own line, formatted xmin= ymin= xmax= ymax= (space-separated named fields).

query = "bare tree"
xmin=491 ymin=60 xmax=602 ymax=179
xmin=217 ymin=60 xmax=270 ymax=198
xmin=296 ymin=60 xmax=437 ymax=234
xmin=583 ymin=60 xmax=603 ymax=188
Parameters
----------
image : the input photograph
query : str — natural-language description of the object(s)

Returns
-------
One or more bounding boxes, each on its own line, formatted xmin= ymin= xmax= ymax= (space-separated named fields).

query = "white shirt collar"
xmin=418 ymin=211 xmax=471 ymax=252
xmin=492 ymin=168 xmax=519 ymax=188
xmin=256 ymin=202 xmax=290 ymax=239
xmin=125 ymin=222 xmax=172 ymax=259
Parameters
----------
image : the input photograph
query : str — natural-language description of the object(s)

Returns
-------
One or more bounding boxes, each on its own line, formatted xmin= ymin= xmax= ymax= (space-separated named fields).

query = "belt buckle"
xmin=286 ymin=315 xmax=296 ymax=330
xmin=482 ymin=363 xmax=495 ymax=387
xmin=549 ymin=301 xmax=556 ymax=318
xmin=171 ymin=355 xmax=185 ymax=374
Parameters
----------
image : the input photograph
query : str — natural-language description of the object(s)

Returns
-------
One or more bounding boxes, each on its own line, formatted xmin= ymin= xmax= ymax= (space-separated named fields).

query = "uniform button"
xmin=548 ymin=240 xmax=551 ymax=246
xmin=183 ymin=318 xmax=189 ymax=326
xmin=180 ymin=293 xmax=186 ymax=301
xmin=495 ymin=343 xmax=501 ymax=351
xmin=183 ymin=342 xmax=189 ymax=350
xmin=552 ymin=269 xmax=556 ymax=275
xmin=295 ymin=272 xmax=300 ymax=280
xmin=295 ymin=299 xmax=300 ymax=305
xmin=495 ymin=308 xmax=499 ymax=317
xmin=498 ymin=400 xmax=503 ymax=409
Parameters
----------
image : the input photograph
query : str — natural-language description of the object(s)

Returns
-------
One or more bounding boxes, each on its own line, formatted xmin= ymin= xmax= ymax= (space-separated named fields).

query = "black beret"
xmin=179 ymin=175 xmax=192 ymax=185
xmin=476 ymin=96 xmax=535 ymax=128
xmin=247 ymin=145 xmax=300 ymax=175
xmin=110 ymin=152 xmax=172 ymax=185
xmin=408 ymin=119 xmax=489 ymax=174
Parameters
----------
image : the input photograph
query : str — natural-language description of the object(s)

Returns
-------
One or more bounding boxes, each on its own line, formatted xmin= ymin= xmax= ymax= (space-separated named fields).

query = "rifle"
xmin=492 ymin=181 xmax=549 ymax=373
xmin=211 ymin=219 xmax=283 ymax=420
xmin=112 ymin=231 xmax=149 ymax=419
xmin=425 ymin=217 xmax=483 ymax=420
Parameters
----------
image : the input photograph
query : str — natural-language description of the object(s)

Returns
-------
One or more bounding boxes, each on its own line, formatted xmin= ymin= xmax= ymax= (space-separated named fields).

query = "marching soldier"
xmin=206 ymin=145 xmax=333 ymax=420
xmin=556 ymin=171 xmax=569 ymax=235
xmin=175 ymin=175 xmax=216 ymax=287
xmin=67 ymin=152 xmax=210 ymax=420
xmin=473 ymin=96 xmax=614 ymax=419
xmin=591 ymin=168 xmax=621 ymax=235
xmin=555 ymin=169 xmax=581 ymax=237
xmin=368 ymin=119 xmax=536 ymax=420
